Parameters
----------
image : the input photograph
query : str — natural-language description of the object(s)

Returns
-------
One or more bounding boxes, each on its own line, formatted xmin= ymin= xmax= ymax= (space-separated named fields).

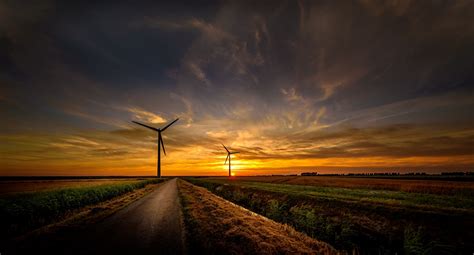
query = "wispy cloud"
xmin=140 ymin=17 xmax=232 ymax=41
xmin=186 ymin=62 xmax=212 ymax=87
xmin=125 ymin=107 xmax=167 ymax=124
xmin=281 ymin=87 xmax=305 ymax=104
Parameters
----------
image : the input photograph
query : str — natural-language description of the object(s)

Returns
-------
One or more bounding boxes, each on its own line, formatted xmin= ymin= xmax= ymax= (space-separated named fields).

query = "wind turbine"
xmin=222 ymin=144 xmax=239 ymax=177
xmin=132 ymin=118 xmax=179 ymax=178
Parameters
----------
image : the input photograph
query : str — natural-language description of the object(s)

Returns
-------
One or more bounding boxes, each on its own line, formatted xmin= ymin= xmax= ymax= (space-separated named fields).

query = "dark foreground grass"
xmin=187 ymin=178 xmax=474 ymax=254
xmin=0 ymin=178 xmax=164 ymax=239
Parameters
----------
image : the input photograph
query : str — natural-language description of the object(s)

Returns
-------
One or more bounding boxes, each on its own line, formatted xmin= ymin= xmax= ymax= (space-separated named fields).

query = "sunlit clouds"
xmin=1 ymin=0 xmax=473 ymax=176
xmin=125 ymin=107 xmax=167 ymax=124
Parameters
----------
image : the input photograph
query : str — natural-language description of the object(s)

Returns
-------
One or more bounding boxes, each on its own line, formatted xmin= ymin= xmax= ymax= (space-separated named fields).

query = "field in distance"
xmin=0 ymin=177 xmax=155 ymax=196
xmin=209 ymin=175 xmax=474 ymax=195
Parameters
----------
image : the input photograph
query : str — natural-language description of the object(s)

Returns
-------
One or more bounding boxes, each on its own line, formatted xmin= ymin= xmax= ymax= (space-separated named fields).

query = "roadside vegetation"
xmin=186 ymin=177 xmax=474 ymax=254
xmin=177 ymin=179 xmax=338 ymax=254
xmin=0 ymin=178 xmax=164 ymax=239
xmin=0 ymin=179 xmax=144 ymax=195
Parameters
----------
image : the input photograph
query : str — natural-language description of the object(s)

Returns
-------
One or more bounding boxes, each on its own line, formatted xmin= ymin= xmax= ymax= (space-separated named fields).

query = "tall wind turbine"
xmin=222 ymin=144 xmax=239 ymax=177
xmin=132 ymin=118 xmax=179 ymax=178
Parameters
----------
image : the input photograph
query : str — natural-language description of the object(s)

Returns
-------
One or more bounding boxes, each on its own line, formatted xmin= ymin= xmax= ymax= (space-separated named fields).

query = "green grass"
xmin=198 ymin=179 xmax=474 ymax=212
xmin=0 ymin=178 xmax=164 ymax=239
xmin=186 ymin=177 xmax=474 ymax=254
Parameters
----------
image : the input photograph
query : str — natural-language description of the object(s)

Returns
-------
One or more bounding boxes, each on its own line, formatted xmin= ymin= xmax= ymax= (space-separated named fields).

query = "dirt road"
xmin=8 ymin=178 xmax=185 ymax=255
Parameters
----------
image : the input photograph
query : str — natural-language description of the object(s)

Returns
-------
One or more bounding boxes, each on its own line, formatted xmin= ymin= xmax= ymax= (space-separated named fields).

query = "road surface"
xmin=82 ymin=178 xmax=185 ymax=254
xmin=9 ymin=178 xmax=185 ymax=255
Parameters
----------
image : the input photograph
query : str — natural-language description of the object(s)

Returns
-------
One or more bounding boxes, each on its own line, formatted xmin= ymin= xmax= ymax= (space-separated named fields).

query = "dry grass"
xmin=178 ymin=179 xmax=338 ymax=255
xmin=0 ymin=179 xmax=143 ymax=195
xmin=214 ymin=176 xmax=474 ymax=196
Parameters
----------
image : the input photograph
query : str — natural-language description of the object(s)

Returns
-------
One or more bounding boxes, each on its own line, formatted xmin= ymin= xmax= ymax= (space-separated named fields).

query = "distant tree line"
xmin=256 ymin=171 xmax=474 ymax=177
xmin=297 ymin=171 xmax=474 ymax=176
xmin=441 ymin=171 xmax=474 ymax=176
xmin=301 ymin=172 xmax=318 ymax=176
xmin=347 ymin=172 xmax=402 ymax=176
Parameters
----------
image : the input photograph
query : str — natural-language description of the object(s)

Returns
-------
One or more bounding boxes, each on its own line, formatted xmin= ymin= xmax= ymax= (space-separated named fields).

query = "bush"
xmin=289 ymin=206 xmax=318 ymax=236
xmin=266 ymin=200 xmax=283 ymax=221
xmin=403 ymin=225 xmax=438 ymax=255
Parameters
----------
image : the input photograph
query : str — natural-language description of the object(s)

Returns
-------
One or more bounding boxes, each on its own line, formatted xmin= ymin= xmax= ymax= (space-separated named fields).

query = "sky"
xmin=1 ymin=0 xmax=473 ymax=176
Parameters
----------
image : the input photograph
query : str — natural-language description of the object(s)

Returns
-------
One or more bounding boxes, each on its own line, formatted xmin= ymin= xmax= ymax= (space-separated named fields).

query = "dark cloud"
xmin=1 ymin=0 xmax=473 ymax=175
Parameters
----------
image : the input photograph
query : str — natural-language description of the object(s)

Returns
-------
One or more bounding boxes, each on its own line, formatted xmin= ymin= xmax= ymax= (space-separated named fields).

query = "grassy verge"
xmin=0 ymin=178 xmax=164 ymax=239
xmin=186 ymin=178 xmax=474 ymax=254
xmin=177 ymin=179 xmax=338 ymax=254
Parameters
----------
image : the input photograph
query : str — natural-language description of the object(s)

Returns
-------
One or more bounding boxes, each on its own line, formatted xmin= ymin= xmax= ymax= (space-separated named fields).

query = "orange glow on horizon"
xmin=1 ymin=153 xmax=473 ymax=176
xmin=1 ymin=124 xmax=473 ymax=176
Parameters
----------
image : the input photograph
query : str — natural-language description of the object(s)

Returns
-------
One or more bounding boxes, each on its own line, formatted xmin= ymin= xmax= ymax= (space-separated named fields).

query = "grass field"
xmin=187 ymin=176 xmax=474 ymax=254
xmin=0 ymin=178 xmax=164 ymax=239
xmin=0 ymin=179 xmax=144 ymax=195
xmin=177 ymin=179 xmax=337 ymax=254
xmin=210 ymin=176 xmax=474 ymax=196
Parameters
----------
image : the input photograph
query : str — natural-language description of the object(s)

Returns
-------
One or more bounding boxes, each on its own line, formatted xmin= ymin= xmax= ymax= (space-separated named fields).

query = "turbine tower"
xmin=132 ymin=118 xmax=179 ymax=178
xmin=222 ymin=144 xmax=239 ymax=177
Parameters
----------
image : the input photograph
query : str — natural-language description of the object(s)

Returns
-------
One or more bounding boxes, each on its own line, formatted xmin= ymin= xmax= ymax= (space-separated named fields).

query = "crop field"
xmin=209 ymin=176 xmax=474 ymax=196
xmin=186 ymin=176 xmax=474 ymax=254
xmin=0 ymin=178 xmax=146 ymax=196
xmin=0 ymin=178 xmax=164 ymax=239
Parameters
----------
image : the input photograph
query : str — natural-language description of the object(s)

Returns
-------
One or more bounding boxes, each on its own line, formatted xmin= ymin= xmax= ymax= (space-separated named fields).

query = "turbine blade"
xmin=161 ymin=118 xmax=179 ymax=132
xmin=224 ymin=154 xmax=229 ymax=165
xmin=159 ymin=134 xmax=166 ymax=156
xmin=222 ymin=144 xmax=230 ymax=153
xmin=132 ymin=121 xmax=159 ymax=131
xmin=231 ymin=151 xmax=240 ymax=154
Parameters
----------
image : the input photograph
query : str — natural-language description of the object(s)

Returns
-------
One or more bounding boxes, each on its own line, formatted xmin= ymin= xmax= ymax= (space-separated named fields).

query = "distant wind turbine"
xmin=132 ymin=118 xmax=179 ymax=178
xmin=222 ymin=144 xmax=239 ymax=177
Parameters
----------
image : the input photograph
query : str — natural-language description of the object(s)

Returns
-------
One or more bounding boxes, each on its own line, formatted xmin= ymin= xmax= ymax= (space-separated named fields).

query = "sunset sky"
xmin=1 ymin=0 xmax=473 ymax=176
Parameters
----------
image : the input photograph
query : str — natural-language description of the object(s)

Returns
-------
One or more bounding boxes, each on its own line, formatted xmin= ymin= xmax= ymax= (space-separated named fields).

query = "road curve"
xmin=80 ymin=178 xmax=185 ymax=255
